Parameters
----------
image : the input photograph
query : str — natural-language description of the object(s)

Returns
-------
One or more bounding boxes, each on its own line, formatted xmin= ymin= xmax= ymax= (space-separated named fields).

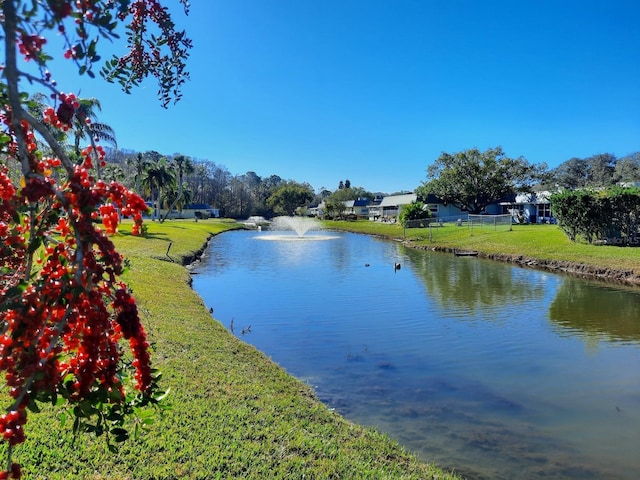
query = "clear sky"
xmin=42 ymin=0 xmax=640 ymax=194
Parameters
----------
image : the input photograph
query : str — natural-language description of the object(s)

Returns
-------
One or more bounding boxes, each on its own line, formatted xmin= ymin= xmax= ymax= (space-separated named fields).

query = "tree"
xmin=551 ymin=153 xmax=618 ymax=189
xmin=318 ymin=187 xmax=332 ymax=199
xmin=614 ymin=153 xmax=640 ymax=183
xmin=551 ymin=187 xmax=640 ymax=244
xmin=323 ymin=197 xmax=347 ymax=219
xmin=128 ymin=152 xmax=151 ymax=196
xmin=103 ymin=164 xmax=125 ymax=183
xmin=326 ymin=185 xmax=372 ymax=203
xmin=267 ymin=181 xmax=315 ymax=216
xmin=418 ymin=146 xmax=546 ymax=214
xmin=72 ymin=97 xmax=117 ymax=157
xmin=586 ymin=153 xmax=616 ymax=187
xmin=399 ymin=201 xmax=431 ymax=227
xmin=551 ymin=157 xmax=590 ymax=189
xmin=0 ymin=1 xmax=190 ymax=476
xmin=160 ymin=155 xmax=193 ymax=220
xmin=142 ymin=159 xmax=176 ymax=219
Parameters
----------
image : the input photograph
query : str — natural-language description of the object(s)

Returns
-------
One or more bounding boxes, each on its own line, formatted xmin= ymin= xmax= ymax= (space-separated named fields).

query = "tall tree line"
xmin=548 ymin=152 xmax=640 ymax=189
xmin=102 ymin=148 xmax=311 ymax=218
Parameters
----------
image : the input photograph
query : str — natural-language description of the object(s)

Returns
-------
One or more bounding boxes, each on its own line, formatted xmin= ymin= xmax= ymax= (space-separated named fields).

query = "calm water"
xmin=191 ymin=229 xmax=640 ymax=479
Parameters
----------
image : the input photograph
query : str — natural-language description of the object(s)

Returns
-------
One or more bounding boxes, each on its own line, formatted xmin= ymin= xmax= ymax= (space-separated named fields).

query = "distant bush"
xmin=399 ymin=201 xmax=431 ymax=227
xmin=551 ymin=187 xmax=640 ymax=245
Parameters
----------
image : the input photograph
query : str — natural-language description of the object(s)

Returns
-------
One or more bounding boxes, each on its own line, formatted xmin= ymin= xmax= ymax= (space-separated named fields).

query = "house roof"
xmin=379 ymin=193 xmax=417 ymax=207
xmin=514 ymin=191 xmax=551 ymax=204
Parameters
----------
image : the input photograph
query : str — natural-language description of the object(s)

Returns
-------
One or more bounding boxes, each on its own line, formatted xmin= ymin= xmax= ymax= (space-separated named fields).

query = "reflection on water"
xmin=191 ymin=230 xmax=640 ymax=480
xmin=550 ymin=281 xmax=640 ymax=343
xmin=404 ymin=248 xmax=547 ymax=315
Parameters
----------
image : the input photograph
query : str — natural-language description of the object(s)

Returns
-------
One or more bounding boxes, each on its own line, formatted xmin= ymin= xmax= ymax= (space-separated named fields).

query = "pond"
xmin=190 ymin=229 xmax=640 ymax=480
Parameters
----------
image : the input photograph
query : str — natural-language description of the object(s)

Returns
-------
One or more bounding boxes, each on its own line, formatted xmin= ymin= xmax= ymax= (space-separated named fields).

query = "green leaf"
xmin=27 ymin=399 xmax=41 ymax=413
xmin=153 ymin=387 xmax=170 ymax=402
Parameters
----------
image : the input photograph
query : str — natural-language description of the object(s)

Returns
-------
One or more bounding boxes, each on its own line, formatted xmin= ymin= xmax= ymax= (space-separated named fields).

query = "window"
xmin=538 ymin=203 xmax=551 ymax=218
xmin=427 ymin=204 xmax=439 ymax=214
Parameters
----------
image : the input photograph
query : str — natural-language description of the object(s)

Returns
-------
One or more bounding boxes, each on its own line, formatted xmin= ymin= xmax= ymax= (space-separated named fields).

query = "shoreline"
xmin=320 ymin=220 xmax=640 ymax=288
xmin=408 ymin=242 xmax=640 ymax=287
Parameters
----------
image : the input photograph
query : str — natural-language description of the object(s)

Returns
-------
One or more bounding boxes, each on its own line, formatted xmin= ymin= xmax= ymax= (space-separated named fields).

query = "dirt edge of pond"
xmin=403 ymin=241 xmax=640 ymax=287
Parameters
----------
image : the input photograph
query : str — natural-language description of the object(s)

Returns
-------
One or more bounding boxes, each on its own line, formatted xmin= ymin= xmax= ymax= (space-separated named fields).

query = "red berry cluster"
xmin=18 ymin=33 xmax=46 ymax=61
xmin=42 ymin=93 xmax=81 ymax=131
xmin=0 ymin=411 xmax=26 ymax=446
xmin=80 ymin=144 xmax=106 ymax=169
xmin=47 ymin=0 xmax=73 ymax=19
xmin=0 ymin=462 xmax=21 ymax=479
xmin=1 ymin=0 xmax=188 ymax=474
xmin=99 ymin=204 xmax=120 ymax=234
xmin=1 ymin=71 xmax=153 ymax=480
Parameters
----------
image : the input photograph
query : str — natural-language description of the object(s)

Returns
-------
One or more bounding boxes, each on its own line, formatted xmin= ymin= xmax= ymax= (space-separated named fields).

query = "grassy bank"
xmin=323 ymin=220 xmax=640 ymax=278
xmin=7 ymin=219 xmax=458 ymax=479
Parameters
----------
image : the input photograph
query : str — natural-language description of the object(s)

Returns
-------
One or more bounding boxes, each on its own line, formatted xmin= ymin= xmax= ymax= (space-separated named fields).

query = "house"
xmin=343 ymin=198 xmax=370 ymax=218
xmin=499 ymin=192 xmax=553 ymax=223
xmin=368 ymin=193 xmax=417 ymax=221
xmin=162 ymin=203 xmax=220 ymax=219
xmin=420 ymin=194 xmax=468 ymax=220
xmin=417 ymin=192 xmax=554 ymax=224
xmin=307 ymin=203 xmax=324 ymax=217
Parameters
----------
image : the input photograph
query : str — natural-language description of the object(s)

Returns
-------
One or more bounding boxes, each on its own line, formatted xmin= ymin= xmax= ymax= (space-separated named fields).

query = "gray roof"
xmin=379 ymin=194 xmax=417 ymax=207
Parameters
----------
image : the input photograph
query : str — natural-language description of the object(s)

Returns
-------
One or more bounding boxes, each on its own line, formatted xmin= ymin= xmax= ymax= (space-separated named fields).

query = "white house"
xmin=500 ymin=192 xmax=553 ymax=223
xmin=368 ymin=193 xmax=417 ymax=221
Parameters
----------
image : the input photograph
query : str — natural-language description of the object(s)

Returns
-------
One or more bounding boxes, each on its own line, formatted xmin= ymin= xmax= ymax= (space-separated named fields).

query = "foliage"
xmin=399 ymin=201 xmax=431 ymax=226
xmin=72 ymin=98 xmax=117 ymax=156
xmin=417 ymin=146 xmax=546 ymax=214
xmin=319 ymin=185 xmax=373 ymax=220
xmin=614 ymin=152 xmax=640 ymax=183
xmin=0 ymin=0 xmax=190 ymax=476
xmin=326 ymin=185 xmax=372 ymax=203
xmin=323 ymin=197 xmax=347 ymax=219
xmin=159 ymin=155 xmax=193 ymax=221
xmin=608 ymin=187 xmax=640 ymax=242
xmin=550 ymin=153 xmax=618 ymax=189
xmin=141 ymin=158 xmax=175 ymax=218
xmin=550 ymin=190 xmax=604 ymax=242
xmin=266 ymin=181 xmax=314 ymax=216
xmin=551 ymin=187 xmax=640 ymax=244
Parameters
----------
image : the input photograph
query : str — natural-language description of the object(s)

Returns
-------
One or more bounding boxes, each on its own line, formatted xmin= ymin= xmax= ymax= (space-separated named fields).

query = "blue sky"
xmin=42 ymin=0 xmax=640 ymax=194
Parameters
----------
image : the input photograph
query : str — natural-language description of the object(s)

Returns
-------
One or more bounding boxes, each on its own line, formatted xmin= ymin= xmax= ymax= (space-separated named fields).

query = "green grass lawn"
xmin=4 ymin=219 xmax=459 ymax=480
xmin=324 ymin=220 xmax=640 ymax=274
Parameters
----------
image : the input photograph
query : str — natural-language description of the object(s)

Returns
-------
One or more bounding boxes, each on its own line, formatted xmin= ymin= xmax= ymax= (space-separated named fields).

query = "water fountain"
xmin=256 ymin=216 xmax=338 ymax=241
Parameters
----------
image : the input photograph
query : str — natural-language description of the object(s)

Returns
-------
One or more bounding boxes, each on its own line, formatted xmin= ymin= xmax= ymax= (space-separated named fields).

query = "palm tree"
xmin=180 ymin=185 xmax=194 ymax=211
xmin=173 ymin=155 xmax=194 ymax=209
xmin=103 ymin=164 xmax=125 ymax=183
xmin=127 ymin=152 xmax=150 ymax=195
xmin=72 ymin=97 xmax=117 ymax=155
xmin=160 ymin=155 xmax=193 ymax=221
xmin=141 ymin=159 xmax=175 ymax=220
